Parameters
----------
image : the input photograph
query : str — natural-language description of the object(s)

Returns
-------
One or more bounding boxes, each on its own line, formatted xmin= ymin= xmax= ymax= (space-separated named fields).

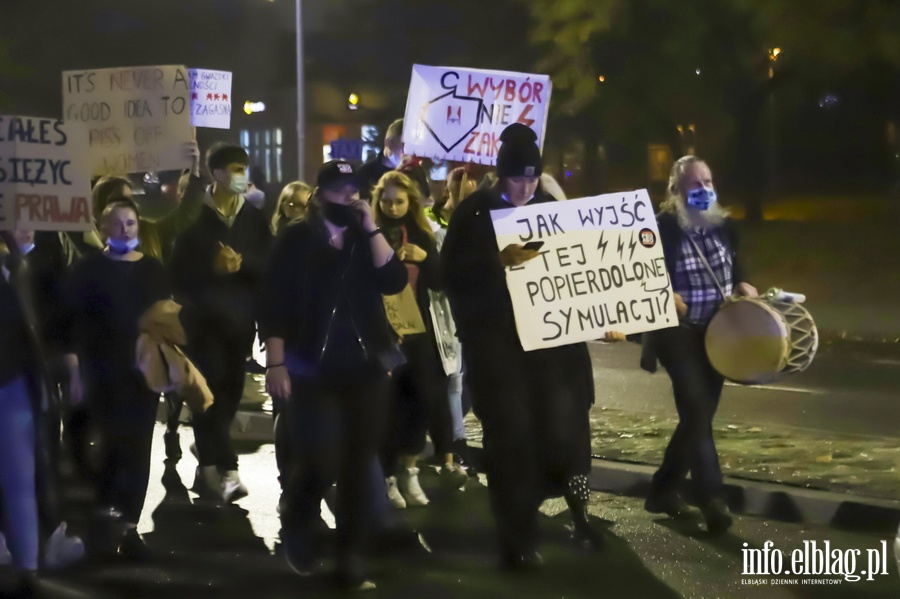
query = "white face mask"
xmin=227 ymin=173 xmax=249 ymax=195
xmin=385 ymin=151 xmax=402 ymax=168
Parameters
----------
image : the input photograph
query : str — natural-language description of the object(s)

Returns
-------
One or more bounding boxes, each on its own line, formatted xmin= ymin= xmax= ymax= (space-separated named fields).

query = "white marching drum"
xmin=704 ymin=295 xmax=818 ymax=385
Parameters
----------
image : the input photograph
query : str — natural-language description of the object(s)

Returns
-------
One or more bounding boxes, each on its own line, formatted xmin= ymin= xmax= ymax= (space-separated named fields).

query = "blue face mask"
xmin=686 ymin=187 xmax=717 ymax=211
xmin=19 ymin=243 xmax=35 ymax=255
xmin=107 ymin=236 xmax=140 ymax=254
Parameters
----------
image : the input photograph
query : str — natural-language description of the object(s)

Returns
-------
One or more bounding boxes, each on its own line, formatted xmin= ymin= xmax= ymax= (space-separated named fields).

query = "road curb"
xmin=162 ymin=405 xmax=900 ymax=532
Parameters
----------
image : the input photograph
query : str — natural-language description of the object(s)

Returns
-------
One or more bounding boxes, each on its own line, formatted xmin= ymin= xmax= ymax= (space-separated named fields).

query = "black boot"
xmin=163 ymin=431 xmax=182 ymax=463
xmin=565 ymin=475 xmax=603 ymax=551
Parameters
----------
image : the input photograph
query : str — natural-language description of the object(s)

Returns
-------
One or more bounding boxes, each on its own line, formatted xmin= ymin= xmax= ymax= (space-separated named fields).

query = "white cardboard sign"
xmin=491 ymin=190 xmax=678 ymax=351
xmin=188 ymin=69 xmax=232 ymax=129
xmin=62 ymin=65 xmax=192 ymax=176
xmin=0 ymin=116 xmax=92 ymax=231
xmin=402 ymin=64 xmax=551 ymax=164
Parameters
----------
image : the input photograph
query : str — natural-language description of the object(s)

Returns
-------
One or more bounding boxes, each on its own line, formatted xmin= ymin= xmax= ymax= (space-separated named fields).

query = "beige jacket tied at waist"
xmin=135 ymin=299 xmax=213 ymax=413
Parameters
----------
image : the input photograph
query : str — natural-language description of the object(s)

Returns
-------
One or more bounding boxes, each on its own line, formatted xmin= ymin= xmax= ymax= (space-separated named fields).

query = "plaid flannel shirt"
xmin=672 ymin=227 xmax=733 ymax=325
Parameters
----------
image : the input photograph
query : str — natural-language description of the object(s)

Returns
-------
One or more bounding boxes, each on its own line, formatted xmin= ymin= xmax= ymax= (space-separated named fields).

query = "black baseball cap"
xmin=316 ymin=159 xmax=358 ymax=190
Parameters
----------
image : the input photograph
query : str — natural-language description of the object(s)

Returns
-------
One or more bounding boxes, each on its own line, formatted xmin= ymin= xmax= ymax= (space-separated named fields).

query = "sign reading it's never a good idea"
xmin=62 ymin=65 xmax=192 ymax=177
xmin=491 ymin=190 xmax=678 ymax=351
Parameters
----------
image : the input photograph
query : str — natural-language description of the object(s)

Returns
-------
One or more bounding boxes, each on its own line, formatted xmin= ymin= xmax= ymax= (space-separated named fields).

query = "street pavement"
xmin=24 ymin=423 xmax=900 ymax=598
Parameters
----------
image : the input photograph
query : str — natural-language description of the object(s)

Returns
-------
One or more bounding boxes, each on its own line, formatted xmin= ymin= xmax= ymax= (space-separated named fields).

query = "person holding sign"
xmin=169 ymin=143 xmax=271 ymax=504
xmin=442 ymin=123 xmax=609 ymax=570
xmin=641 ymin=156 xmax=757 ymax=534
xmin=261 ymin=160 xmax=406 ymax=590
xmin=62 ymin=198 xmax=172 ymax=559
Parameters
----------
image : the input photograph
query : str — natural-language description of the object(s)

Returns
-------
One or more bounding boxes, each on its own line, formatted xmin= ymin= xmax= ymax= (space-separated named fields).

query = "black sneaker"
xmin=644 ymin=492 xmax=695 ymax=520
xmin=118 ymin=529 xmax=151 ymax=561
xmin=336 ymin=554 xmax=376 ymax=591
xmin=700 ymin=498 xmax=733 ymax=535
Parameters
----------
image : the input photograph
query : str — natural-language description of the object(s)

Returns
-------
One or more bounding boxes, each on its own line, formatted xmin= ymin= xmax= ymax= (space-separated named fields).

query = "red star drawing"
xmin=214 ymin=93 xmax=221 ymax=101
xmin=206 ymin=93 xmax=213 ymax=100
xmin=222 ymin=94 xmax=228 ymax=101
xmin=191 ymin=92 xmax=198 ymax=100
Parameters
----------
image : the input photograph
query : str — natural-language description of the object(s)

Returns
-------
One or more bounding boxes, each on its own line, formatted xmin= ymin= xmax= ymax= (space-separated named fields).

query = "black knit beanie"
xmin=496 ymin=123 xmax=543 ymax=178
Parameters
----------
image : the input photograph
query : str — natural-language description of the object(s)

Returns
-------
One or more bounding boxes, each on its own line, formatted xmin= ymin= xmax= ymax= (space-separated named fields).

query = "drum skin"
xmin=705 ymin=299 xmax=790 ymax=385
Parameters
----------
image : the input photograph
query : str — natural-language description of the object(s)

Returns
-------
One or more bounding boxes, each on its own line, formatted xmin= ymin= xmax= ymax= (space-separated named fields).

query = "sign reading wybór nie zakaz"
xmin=62 ymin=65 xmax=192 ymax=177
xmin=491 ymin=190 xmax=678 ymax=351
xmin=402 ymin=65 xmax=551 ymax=164
xmin=188 ymin=69 xmax=232 ymax=129
xmin=0 ymin=116 xmax=92 ymax=231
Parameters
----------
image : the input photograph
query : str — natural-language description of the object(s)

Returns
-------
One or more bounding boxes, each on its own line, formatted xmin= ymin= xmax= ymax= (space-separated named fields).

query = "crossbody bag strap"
xmin=687 ymin=232 xmax=727 ymax=301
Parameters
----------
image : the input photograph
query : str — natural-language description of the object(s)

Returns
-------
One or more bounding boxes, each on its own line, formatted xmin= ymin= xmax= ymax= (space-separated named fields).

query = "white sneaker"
xmin=44 ymin=522 xmax=85 ymax=569
xmin=192 ymin=465 xmax=224 ymax=502
xmin=222 ymin=470 xmax=249 ymax=503
xmin=385 ymin=476 xmax=407 ymax=509
xmin=398 ymin=467 xmax=429 ymax=506
xmin=0 ymin=532 xmax=10 ymax=566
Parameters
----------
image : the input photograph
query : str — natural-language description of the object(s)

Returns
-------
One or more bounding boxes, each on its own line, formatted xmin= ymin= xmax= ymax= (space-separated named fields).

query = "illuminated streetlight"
xmin=597 ymin=75 xmax=606 ymax=83
xmin=348 ymin=93 xmax=359 ymax=110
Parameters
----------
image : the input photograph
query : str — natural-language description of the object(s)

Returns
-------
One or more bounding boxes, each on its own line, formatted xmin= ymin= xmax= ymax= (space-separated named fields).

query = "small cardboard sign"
xmin=491 ymin=189 xmax=678 ymax=350
xmin=62 ymin=65 xmax=192 ymax=176
xmin=0 ymin=115 xmax=92 ymax=231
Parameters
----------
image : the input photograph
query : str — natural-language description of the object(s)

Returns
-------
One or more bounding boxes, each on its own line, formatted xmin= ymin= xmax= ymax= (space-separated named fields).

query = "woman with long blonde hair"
xmin=371 ymin=171 xmax=464 ymax=508
xmin=271 ymin=181 xmax=312 ymax=235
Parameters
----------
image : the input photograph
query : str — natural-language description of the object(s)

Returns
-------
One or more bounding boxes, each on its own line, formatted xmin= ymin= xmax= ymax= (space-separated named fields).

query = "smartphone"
xmin=522 ymin=240 xmax=545 ymax=251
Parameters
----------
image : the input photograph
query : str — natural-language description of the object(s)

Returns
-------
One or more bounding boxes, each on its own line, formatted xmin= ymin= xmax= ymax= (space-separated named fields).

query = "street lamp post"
xmin=295 ymin=0 xmax=305 ymax=181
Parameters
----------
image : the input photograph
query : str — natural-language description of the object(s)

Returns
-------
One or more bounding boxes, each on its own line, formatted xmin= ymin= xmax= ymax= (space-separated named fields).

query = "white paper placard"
xmin=402 ymin=64 xmax=551 ymax=164
xmin=491 ymin=189 xmax=678 ymax=350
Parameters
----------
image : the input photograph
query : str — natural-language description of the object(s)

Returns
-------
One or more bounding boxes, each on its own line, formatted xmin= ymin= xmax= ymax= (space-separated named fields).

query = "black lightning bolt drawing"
xmin=628 ymin=232 xmax=638 ymax=260
xmin=597 ymin=231 xmax=608 ymax=261
xmin=616 ymin=236 xmax=625 ymax=261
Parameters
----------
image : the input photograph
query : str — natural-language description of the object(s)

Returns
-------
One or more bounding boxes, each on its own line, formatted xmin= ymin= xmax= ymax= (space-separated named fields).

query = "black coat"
xmin=258 ymin=216 xmax=407 ymax=374
xmin=169 ymin=202 xmax=271 ymax=339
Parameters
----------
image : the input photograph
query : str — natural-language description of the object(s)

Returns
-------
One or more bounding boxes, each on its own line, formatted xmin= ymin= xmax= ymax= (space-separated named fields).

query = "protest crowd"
xmin=1 ymin=64 xmax=765 ymax=595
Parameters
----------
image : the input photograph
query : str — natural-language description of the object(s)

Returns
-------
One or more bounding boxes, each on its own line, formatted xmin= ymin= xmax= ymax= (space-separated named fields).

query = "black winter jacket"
xmin=258 ymin=216 xmax=407 ymax=374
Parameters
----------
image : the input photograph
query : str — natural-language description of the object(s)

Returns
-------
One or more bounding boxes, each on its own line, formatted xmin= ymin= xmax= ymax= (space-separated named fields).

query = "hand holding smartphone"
xmin=521 ymin=240 xmax=545 ymax=251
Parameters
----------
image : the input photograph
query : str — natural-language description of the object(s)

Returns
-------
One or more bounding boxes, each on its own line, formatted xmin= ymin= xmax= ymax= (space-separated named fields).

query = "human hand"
xmin=603 ymin=331 xmax=627 ymax=342
xmin=184 ymin=141 xmax=201 ymax=177
xmin=213 ymin=242 xmax=242 ymax=274
xmin=735 ymin=282 xmax=758 ymax=298
xmin=499 ymin=244 xmax=540 ymax=268
xmin=265 ymin=365 xmax=291 ymax=400
xmin=349 ymin=198 xmax=374 ymax=230
xmin=399 ymin=243 xmax=427 ymax=262
xmin=673 ymin=292 xmax=688 ymax=317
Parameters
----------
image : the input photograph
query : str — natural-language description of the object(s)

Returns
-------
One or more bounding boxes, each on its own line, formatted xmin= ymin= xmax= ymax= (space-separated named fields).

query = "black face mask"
xmin=321 ymin=201 xmax=357 ymax=228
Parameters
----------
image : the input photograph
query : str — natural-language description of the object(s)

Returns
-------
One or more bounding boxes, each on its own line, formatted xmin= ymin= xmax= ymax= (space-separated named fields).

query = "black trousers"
xmin=382 ymin=334 xmax=453 ymax=469
xmin=650 ymin=324 xmax=725 ymax=503
xmin=188 ymin=327 xmax=254 ymax=471
xmin=89 ymin=374 xmax=159 ymax=523
xmin=463 ymin=337 xmax=593 ymax=556
xmin=281 ymin=372 xmax=390 ymax=559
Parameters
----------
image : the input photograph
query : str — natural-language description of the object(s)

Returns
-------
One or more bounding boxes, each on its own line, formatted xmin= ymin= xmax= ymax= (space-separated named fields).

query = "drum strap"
xmin=687 ymin=234 xmax=727 ymax=300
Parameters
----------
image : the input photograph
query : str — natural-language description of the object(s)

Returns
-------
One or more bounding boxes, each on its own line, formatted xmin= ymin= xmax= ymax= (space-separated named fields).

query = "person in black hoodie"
xmin=441 ymin=124 xmax=608 ymax=570
xmin=169 ymin=143 xmax=271 ymax=503
xmin=261 ymin=160 xmax=406 ymax=591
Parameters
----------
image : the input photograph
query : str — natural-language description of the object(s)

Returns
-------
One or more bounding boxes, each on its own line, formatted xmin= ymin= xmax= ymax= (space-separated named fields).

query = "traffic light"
xmin=348 ymin=93 xmax=359 ymax=111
